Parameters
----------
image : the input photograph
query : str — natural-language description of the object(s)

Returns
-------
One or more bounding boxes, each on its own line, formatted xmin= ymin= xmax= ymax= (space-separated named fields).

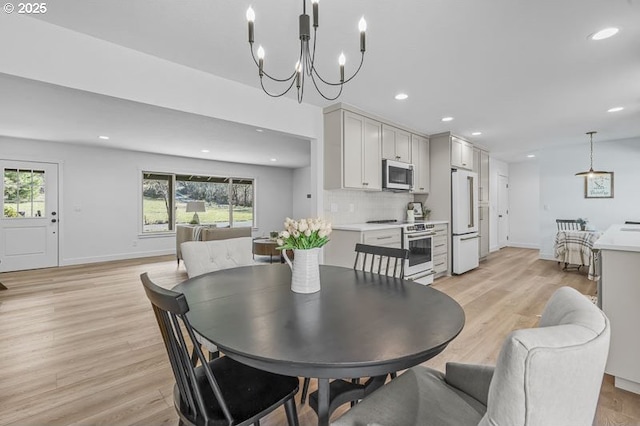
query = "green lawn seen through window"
xmin=143 ymin=198 xmax=252 ymax=231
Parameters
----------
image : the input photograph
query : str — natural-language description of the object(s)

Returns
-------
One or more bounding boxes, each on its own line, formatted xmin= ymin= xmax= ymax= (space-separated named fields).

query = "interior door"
xmin=0 ymin=160 xmax=59 ymax=272
xmin=498 ymin=174 xmax=509 ymax=248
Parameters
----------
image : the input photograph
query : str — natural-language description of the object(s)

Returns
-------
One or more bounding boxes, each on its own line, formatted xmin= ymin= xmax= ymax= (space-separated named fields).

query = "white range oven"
xmin=402 ymin=223 xmax=436 ymax=285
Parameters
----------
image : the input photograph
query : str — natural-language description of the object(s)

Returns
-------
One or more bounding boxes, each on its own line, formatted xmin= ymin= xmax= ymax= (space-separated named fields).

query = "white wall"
xmin=0 ymin=16 xmax=322 ymax=141
xmin=508 ymin=160 xmax=540 ymax=249
xmin=537 ymin=137 xmax=640 ymax=259
xmin=0 ymin=14 xmax=325 ymax=220
xmin=489 ymin=158 xmax=508 ymax=252
xmin=292 ymin=166 xmax=312 ymax=220
xmin=1 ymin=136 xmax=295 ymax=266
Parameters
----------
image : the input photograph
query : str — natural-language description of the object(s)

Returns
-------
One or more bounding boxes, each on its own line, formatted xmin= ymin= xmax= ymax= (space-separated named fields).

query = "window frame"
xmin=140 ymin=171 xmax=256 ymax=235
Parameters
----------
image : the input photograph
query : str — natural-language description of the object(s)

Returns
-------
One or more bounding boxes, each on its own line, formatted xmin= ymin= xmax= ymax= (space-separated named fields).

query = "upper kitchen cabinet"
xmin=382 ymin=125 xmax=411 ymax=163
xmin=451 ymin=136 xmax=474 ymax=170
xmin=411 ymin=134 xmax=430 ymax=194
xmin=324 ymin=108 xmax=382 ymax=191
xmin=473 ymin=147 xmax=490 ymax=203
xmin=324 ymin=103 xmax=429 ymax=192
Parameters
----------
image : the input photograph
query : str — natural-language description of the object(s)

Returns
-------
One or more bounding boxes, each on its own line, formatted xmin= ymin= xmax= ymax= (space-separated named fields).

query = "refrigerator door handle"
xmin=467 ymin=175 xmax=475 ymax=229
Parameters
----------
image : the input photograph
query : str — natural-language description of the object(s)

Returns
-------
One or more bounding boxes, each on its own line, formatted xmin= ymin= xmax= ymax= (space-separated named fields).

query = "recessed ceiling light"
xmin=590 ymin=27 xmax=619 ymax=41
xmin=527 ymin=154 xmax=536 ymax=158
xmin=471 ymin=132 xmax=482 ymax=136
xmin=201 ymin=149 xmax=210 ymax=153
xmin=395 ymin=93 xmax=408 ymax=100
xmin=256 ymin=129 xmax=264 ymax=132
xmin=98 ymin=135 xmax=110 ymax=140
xmin=607 ymin=106 xmax=624 ymax=113
xmin=270 ymin=158 xmax=277 ymax=162
xmin=441 ymin=117 xmax=454 ymax=122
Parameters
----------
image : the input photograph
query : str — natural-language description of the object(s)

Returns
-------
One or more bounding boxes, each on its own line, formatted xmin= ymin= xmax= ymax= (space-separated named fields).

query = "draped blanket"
xmin=554 ymin=231 xmax=601 ymax=280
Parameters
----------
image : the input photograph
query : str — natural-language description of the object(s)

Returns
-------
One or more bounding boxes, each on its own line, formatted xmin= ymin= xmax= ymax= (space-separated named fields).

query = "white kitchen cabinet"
xmin=429 ymin=132 xmax=486 ymax=273
xmin=451 ymin=136 xmax=474 ymax=170
xmin=432 ymin=223 xmax=449 ymax=278
xmin=593 ymin=224 xmax=640 ymax=395
xmin=325 ymin=109 xmax=382 ymax=191
xmin=324 ymin=228 xmax=402 ymax=269
xmin=473 ymin=147 xmax=490 ymax=259
xmin=411 ymin=134 xmax=430 ymax=194
xmin=382 ymin=124 xmax=411 ymax=163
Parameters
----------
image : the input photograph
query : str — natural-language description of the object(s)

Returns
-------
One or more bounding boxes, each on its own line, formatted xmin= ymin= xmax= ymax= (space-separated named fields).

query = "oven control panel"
xmin=404 ymin=223 xmax=435 ymax=233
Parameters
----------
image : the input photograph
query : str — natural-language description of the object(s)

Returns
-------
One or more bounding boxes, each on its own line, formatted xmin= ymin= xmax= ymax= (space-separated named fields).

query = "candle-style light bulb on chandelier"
xmin=575 ymin=131 xmax=608 ymax=177
xmin=246 ymin=1 xmax=367 ymax=103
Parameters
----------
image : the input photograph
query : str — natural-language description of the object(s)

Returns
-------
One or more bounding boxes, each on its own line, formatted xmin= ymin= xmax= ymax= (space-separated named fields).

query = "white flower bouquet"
xmin=277 ymin=217 xmax=332 ymax=250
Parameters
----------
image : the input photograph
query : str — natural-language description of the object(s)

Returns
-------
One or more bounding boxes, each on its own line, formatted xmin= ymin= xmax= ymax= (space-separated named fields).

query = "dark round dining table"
xmin=173 ymin=264 xmax=465 ymax=426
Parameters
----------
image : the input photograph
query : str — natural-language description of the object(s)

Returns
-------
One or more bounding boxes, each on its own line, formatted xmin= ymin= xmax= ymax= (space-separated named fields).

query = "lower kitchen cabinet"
xmin=324 ymin=228 xmax=401 ymax=269
xmin=432 ymin=223 xmax=449 ymax=278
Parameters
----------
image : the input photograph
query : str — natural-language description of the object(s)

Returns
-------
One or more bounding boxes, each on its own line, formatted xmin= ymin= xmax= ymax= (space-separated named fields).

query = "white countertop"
xmin=593 ymin=224 xmax=640 ymax=252
xmin=333 ymin=220 xmax=449 ymax=232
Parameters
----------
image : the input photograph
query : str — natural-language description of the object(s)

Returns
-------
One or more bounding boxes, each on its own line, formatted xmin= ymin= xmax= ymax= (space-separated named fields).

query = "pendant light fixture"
xmin=246 ymin=1 xmax=367 ymax=103
xmin=575 ymin=131 xmax=608 ymax=177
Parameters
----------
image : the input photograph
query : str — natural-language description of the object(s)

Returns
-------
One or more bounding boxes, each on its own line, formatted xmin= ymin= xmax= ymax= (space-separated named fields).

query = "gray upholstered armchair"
xmin=333 ymin=286 xmax=610 ymax=426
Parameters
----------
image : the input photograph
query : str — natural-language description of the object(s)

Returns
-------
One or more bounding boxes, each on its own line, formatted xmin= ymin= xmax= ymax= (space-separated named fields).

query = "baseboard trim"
xmin=61 ymin=249 xmax=175 ymax=266
xmin=508 ymin=242 xmax=540 ymax=250
xmin=538 ymin=253 xmax=556 ymax=261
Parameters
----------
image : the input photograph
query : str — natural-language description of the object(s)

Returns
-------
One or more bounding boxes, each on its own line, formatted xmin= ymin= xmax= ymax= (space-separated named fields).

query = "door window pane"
xmin=3 ymin=168 xmax=45 ymax=218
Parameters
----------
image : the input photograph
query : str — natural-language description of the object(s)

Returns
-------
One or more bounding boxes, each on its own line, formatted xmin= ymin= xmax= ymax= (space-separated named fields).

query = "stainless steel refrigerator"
xmin=452 ymin=169 xmax=479 ymax=274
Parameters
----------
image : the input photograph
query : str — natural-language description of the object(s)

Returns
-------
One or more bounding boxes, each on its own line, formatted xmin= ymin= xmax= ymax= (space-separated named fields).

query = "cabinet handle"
xmin=376 ymin=236 xmax=393 ymax=240
xmin=435 ymin=244 xmax=445 ymax=248
xmin=363 ymin=182 xmax=368 ymax=186
xmin=435 ymin=262 xmax=445 ymax=267
xmin=420 ymin=187 xmax=424 ymax=190
xmin=395 ymin=156 xmax=401 ymax=160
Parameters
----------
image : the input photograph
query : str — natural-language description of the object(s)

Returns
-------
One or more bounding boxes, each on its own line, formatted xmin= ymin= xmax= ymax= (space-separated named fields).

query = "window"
xmin=142 ymin=173 xmax=173 ymax=232
xmin=142 ymin=172 xmax=254 ymax=233
xmin=3 ymin=168 xmax=46 ymax=218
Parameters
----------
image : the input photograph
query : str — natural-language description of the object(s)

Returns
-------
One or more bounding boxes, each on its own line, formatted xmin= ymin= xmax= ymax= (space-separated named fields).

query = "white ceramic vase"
xmin=282 ymin=248 xmax=321 ymax=294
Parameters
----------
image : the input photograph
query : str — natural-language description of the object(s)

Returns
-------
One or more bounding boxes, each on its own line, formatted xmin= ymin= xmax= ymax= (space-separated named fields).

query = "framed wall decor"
xmin=585 ymin=172 xmax=614 ymax=198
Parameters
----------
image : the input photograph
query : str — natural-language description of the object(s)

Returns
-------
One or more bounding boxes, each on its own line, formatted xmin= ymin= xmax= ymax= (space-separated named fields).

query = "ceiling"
xmin=0 ymin=73 xmax=310 ymax=168
xmin=4 ymin=0 xmax=640 ymax=165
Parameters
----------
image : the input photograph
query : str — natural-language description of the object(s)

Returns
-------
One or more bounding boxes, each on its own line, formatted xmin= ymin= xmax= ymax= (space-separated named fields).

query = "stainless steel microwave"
xmin=383 ymin=159 xmax=414 ymax=191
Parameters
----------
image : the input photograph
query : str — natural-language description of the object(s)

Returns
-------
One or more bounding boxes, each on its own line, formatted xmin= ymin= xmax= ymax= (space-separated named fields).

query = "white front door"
xmin=498 ymin=174 xmax=509 ymax=248
xmin=0 ymin=160 xmax=59 ymax=272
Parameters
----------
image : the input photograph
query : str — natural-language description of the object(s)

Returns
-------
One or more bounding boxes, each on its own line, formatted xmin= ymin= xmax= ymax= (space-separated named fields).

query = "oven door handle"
xmin=407 ymin=232 xmax=436 ymax=239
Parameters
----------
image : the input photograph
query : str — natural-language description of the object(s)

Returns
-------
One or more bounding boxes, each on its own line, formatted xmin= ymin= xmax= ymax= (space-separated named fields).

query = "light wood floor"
xmin=1 ymin=248 xmax=639 ymax=425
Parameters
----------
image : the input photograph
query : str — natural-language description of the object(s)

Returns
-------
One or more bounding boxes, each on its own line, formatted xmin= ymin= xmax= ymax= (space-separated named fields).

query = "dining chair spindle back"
xmin=140 ymin=273 xmax=300 ymax=426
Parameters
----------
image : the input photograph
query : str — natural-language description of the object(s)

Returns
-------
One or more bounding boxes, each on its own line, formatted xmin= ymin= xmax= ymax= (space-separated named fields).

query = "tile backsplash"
xmin=323 ymin=190 xmax=414 ymax=225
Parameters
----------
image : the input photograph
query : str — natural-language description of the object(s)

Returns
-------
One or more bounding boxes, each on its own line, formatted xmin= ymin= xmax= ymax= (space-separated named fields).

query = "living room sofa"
xmin=176 ymin=224 xmax=252 ymax=264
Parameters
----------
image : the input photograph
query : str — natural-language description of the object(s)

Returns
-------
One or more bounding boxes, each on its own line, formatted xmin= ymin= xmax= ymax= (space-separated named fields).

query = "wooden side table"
xmin=252 ymin=238 xmax=284 ymax=263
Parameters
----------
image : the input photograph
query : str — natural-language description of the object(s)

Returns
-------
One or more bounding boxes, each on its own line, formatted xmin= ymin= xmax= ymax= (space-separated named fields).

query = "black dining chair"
xmin=140 ymin=273 xmax=300 ymax=426
xmin=353 ymin=243 xmax=410 ymax=278
xmin=300 ymin=244 xmax=410 ymax=417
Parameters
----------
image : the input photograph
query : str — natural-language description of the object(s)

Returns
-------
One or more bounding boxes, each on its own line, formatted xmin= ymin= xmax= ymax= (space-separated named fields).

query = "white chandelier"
xmin=246 ymin=0 xmax=367 ymax=103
